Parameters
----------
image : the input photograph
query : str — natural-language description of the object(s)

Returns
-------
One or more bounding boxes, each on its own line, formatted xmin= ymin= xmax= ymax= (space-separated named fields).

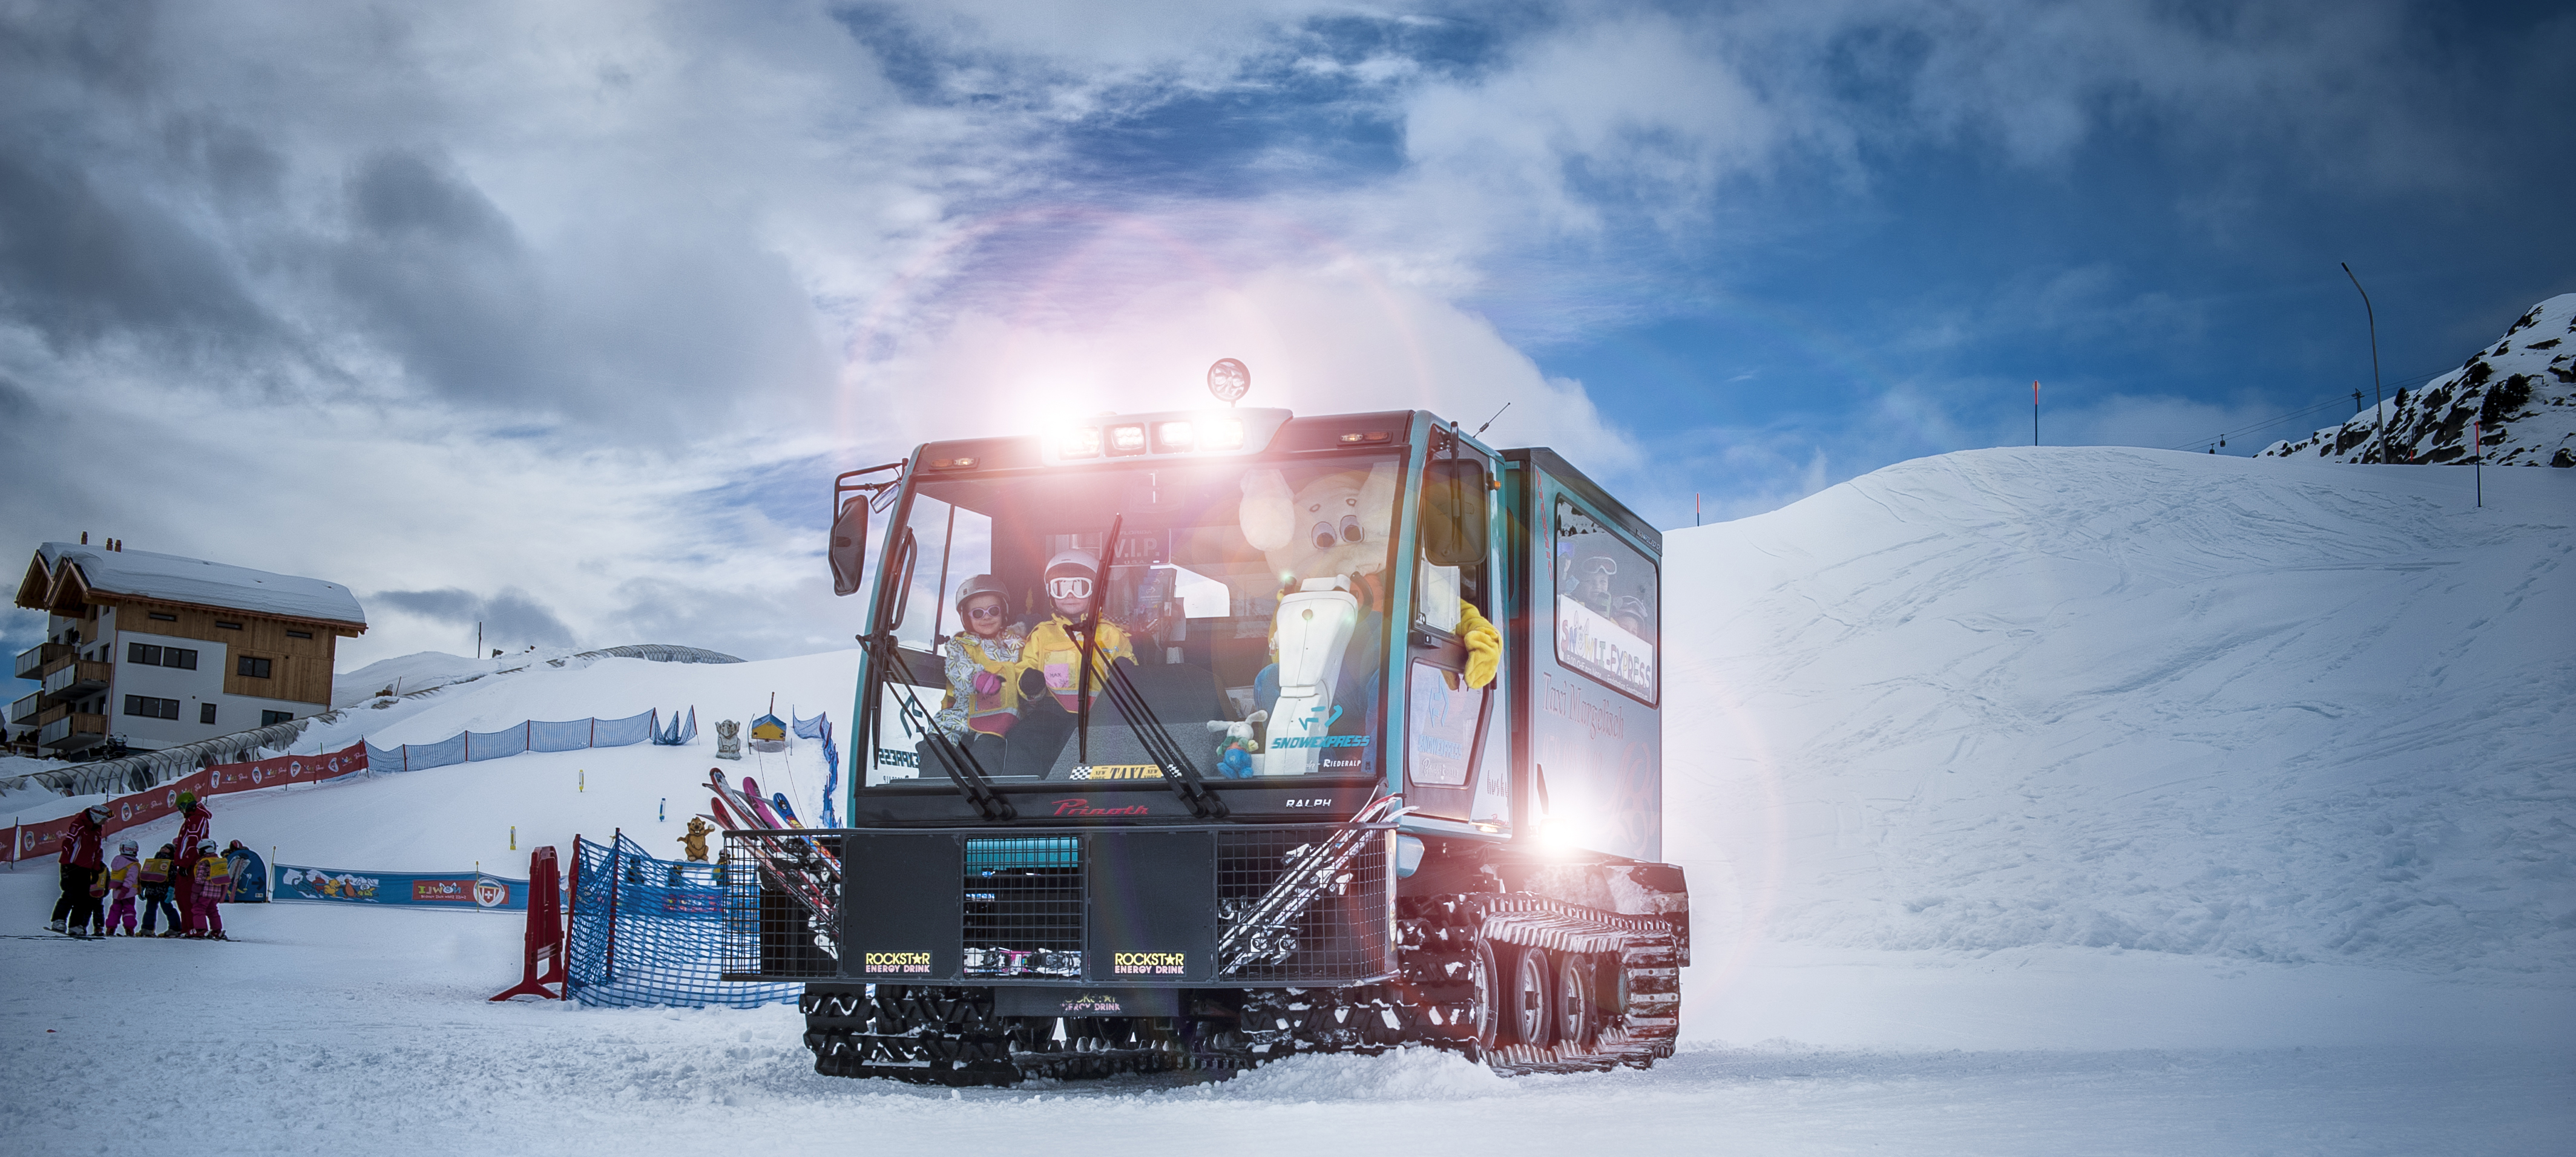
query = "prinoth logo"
xmin=863 ymin=951 xmax=932 ymax=974
xmin=1053 ymin=799 xmax=1151 ymax=818
xmin=1112 ymin=952 xmax=1187 ymax=976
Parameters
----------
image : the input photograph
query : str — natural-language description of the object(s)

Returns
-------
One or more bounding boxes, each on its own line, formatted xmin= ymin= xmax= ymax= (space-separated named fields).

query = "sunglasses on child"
xmin=965 ymin=604 xmax=1005 ymax=619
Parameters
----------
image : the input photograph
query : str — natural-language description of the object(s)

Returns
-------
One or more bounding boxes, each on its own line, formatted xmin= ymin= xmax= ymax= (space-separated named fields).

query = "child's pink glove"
xmin=972 ymin=670 xmax=1004 ymax=696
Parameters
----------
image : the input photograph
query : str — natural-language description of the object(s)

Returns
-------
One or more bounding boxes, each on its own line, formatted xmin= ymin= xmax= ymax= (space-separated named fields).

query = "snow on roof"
xmin=36 ymin=542 xmax=367 ymax=626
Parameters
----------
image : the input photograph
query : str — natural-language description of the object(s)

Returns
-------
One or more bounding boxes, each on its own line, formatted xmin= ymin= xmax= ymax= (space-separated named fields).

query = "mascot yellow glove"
xmin=1458 ymin=600 xmax=1501 ymax=689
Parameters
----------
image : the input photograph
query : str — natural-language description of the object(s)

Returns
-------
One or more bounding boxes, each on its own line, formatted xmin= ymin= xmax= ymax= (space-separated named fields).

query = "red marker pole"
xmin=2473 ymin=419 xmax=2483 ymax=508
xmin=2032 ymin=381 xmax=2040 ymax=446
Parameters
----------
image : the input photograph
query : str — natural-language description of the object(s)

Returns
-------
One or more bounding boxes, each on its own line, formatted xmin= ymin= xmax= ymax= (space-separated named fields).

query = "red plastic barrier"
xmin=10 ymin=815 xmax=77 ymax=862
xmin=105 ymin=769 xmax=209 ymax=837
xmin=204 ymin=742 xmax=367 ymax=796
xmin=4 ymin=742 xmax=372 ymax=862
xmin=489 ymin=846 xmax=567 ymax=1001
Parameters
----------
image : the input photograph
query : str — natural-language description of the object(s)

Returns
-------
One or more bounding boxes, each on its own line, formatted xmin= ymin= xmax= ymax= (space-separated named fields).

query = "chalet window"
xmin=122 ymin=695 xmax=180 ymax=720
xmin=200 ymin=703 xmax=217 ymax=725
xmin=285 ymin=629 xmax=313 ymax=640
xmin=261 ymin=709 xmax=292 ymax=726
xmin=217 ymin=621 xmax=243 ymax=631
xmin=129 ymin=644 xmax=199 ymax=669
xmin=237 ymin=655 xmax=272 ymax=679
xmin=148 ymin=612 xmax=176 ymax=622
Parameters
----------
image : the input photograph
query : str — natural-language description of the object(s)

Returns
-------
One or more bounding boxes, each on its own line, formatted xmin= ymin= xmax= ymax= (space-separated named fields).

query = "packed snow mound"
xmin=2261 ymin=292 xmax=2576 ymax=467
xmin=1666 ymin=447 xmax=2574 ymax=975
xmin=1210 ymin=1047 xmax=1511 ymax=1101
xmin=332 ymin=644 xmax=745 ymax=707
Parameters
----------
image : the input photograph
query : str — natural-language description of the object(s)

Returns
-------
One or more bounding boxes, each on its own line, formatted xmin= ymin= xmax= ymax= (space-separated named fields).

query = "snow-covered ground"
xmin=4 ymin=447 xmax=2569 ymax=1153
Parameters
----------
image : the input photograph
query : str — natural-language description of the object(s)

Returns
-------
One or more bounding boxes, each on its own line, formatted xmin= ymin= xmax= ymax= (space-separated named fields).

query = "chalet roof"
xmin=19 ymin=543 xmax=367 ymax=629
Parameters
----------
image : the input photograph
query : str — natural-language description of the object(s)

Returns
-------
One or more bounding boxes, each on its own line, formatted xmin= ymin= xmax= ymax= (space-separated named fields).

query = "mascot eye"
xmin=1339 ymin=515 xmax=1362 ymax=543
xmin=1312 ymin=523 xmax=1337 ymax=551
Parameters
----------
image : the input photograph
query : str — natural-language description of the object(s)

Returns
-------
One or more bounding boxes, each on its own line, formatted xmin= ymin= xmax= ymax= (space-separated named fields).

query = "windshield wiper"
xmin=869 ymin=632 xmax=1014 ymax=821
xmin=1076 ymin=516 xmax=1226 ymax=819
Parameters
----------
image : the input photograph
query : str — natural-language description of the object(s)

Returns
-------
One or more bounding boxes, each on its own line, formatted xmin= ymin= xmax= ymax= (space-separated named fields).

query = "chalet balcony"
xmin=9 ymin=691 xmax=38 ymax=725
xmin=39 ymin=659 xmax=111 ymax=703
xmin=13 ymin=641 xmax=70 ymax=681
xmin=38 ymin=710 xmax=105 ymax=751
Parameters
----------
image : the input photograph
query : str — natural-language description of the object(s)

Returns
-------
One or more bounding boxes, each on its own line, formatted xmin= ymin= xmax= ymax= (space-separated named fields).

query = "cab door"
xmin=1399 ymin=427 xmax=1508 ymax=822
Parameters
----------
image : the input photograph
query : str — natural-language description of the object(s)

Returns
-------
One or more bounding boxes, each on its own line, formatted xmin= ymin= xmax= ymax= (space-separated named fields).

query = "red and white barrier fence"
xmin=5 ymin=741 xmax=369 ymax=863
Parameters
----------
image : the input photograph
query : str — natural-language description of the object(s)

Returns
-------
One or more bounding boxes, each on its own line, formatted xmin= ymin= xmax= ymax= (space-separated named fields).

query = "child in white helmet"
xmin=188 ymin=839 xmax=231 ymax=940
xmin=104 ymin=840 xmax=142 ymax=936
xmin=1019 ymin=550 xmax=1138 ymax=713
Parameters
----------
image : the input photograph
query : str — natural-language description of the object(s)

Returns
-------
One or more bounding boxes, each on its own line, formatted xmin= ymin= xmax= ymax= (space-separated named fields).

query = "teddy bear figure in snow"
xmin=714 ymin=719 xmax=743 ymax=761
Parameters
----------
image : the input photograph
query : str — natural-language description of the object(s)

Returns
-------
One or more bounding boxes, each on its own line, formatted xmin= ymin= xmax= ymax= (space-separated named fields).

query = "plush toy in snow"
xmin=1203 ymin=710 xmax=1268 ymax=779
xmin=714 ymin=719 xmax=743 ymax=761
xmin=676 ymin=817 xmax=712 ymax=862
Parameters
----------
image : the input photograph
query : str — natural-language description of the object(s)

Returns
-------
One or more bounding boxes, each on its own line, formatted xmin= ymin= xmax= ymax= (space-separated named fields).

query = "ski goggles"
xmin=1045 ymin=575 xmax=1095 ymax=600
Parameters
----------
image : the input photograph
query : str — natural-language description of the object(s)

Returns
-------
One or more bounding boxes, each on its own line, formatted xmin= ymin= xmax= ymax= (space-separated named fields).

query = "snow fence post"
xmin=602 ymin=828 xmax=622 ymax=983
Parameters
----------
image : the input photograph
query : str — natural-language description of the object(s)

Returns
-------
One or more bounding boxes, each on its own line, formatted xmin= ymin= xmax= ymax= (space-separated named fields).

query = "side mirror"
xmin=829 ymin=497 xmax=870 ymax=597
xmin=1420 ymin=458 xmax=1489 ymax=568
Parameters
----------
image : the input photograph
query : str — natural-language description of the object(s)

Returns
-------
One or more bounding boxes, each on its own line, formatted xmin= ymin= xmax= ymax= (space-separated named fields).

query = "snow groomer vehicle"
xmin=724 ymin=363 xmax=1688 ymax=1083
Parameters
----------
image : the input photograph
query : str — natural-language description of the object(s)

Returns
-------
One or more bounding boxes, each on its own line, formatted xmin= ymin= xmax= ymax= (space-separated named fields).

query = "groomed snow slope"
xmin=1664 ymin=448 xmax=2574 ymax=977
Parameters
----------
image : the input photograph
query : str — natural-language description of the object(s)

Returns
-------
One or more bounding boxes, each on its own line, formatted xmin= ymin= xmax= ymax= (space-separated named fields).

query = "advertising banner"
xmin=2 ymin=742 xmax=375 ymax=860
xmin=105 ymin=768 xmax=210 ymax=837
xmin=206 ymin=742 xmax=367 ymax=796
xmin=273 ymin=863 xmax=530 ymax=911
xmin=10 ymin=815 xmax=76 ymax=862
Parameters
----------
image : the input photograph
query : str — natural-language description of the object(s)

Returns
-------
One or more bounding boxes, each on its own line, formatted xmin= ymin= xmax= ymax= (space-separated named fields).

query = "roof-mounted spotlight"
xmin=1206 ymin=358 xmax=1250 ymax=405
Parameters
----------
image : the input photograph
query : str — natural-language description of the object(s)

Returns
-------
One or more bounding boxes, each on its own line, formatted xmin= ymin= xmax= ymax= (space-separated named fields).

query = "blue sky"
xmin=2 ymin=0 xmax=2569 ymax=668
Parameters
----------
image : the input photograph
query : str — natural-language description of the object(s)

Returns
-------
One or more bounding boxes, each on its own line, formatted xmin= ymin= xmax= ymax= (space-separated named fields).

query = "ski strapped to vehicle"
xmin=1217 ymin=790 xmax=1400 ymax=975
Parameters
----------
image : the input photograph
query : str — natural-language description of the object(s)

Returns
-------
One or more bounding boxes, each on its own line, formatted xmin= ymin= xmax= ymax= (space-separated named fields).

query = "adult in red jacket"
xmin=48 ymin=805 xmax=108 ymax=935
xmin=170 ymin=795 xmax=212 ymax=934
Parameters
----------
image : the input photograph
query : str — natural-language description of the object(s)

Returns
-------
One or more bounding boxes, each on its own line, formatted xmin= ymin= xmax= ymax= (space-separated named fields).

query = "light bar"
xmin=1037 ymin=408 xmax=1293 ymax=465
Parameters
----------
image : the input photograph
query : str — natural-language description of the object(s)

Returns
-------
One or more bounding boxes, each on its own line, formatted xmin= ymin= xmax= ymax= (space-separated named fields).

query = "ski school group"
xmin=44 ymin=792 xmax=267 ymax=940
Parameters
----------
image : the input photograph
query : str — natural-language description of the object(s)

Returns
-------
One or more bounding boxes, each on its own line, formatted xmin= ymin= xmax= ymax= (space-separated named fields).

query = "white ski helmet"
xmin=1042 ymin=549 xmax=1101 ymax=603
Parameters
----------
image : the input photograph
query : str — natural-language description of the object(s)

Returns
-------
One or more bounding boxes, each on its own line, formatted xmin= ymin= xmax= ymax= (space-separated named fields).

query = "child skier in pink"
xmin=188 ymin=839 xmax=231 ymax=940
xmin=104 ymin=840 xmax=142 ymax=936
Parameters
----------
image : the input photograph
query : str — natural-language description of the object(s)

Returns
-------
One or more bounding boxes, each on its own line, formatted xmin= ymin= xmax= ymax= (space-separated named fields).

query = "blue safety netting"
xmin=528 ymin=718 xmax=595 ymax=753
xmin=795 ymin=711 xmax=840 ymax=824
xmin=593 ymin=709 xmax=656 ymax=747
xmin=466 ymin=726 xmax=527 ymax=761
xmin=565 ymin=833 xmax=798 ymax=1009
xmin=652 ymin=707 xmax=699 ymax=746
xmin=362 ymin=709 xmax=686 ymax=772
xmin=399 ymin=733 xmax=467 ymax=772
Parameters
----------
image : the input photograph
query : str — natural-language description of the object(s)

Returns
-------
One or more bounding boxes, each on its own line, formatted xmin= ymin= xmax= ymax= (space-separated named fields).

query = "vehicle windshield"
xmin=864 ymin=453 xmax=1404 ymax=787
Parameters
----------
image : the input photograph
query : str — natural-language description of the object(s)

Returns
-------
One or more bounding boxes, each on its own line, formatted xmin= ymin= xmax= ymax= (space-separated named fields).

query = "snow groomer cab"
xmin=726 ymin=369 xmax=1688 ymax=1083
